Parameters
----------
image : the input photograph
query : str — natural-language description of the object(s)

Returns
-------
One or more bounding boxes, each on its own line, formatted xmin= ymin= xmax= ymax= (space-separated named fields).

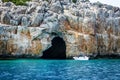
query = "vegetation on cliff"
xmin=3 ymin=0 xmax=31 ymax=5
xmin=2 ymin=0 xmax=90 ymax=5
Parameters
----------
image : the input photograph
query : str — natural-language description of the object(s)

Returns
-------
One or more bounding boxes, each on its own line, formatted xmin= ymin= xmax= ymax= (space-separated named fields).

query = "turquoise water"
xmin=0 ymin=59 xmax=120 ymax=80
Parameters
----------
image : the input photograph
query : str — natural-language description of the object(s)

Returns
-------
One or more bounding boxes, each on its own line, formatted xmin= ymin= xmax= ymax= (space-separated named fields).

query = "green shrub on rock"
xmin=72 ymin=0 xmax=77 ymax=3
xmin=3 ymin=0 xmax=31 ymax=5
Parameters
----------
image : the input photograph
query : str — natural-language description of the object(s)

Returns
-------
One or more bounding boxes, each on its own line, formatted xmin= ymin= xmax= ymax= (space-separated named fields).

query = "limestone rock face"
xmin=50 ymin=1 xmax=63 ymax=13
xmin=31 ymin=13 xmax=44 ymax=27
xmin=1 ymin=11 xmax=11 ymax=24
xmin=0 ymin=0 xmax=120 ymax=58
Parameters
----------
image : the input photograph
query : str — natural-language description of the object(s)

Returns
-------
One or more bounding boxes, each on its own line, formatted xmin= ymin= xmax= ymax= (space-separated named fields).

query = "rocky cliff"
xmin=0 ymin=0 xmax=120 ymax=59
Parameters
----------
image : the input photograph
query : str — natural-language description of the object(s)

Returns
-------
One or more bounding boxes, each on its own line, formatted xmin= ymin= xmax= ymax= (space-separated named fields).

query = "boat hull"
xmin=73 ymin=56 xmax=89 ymax=60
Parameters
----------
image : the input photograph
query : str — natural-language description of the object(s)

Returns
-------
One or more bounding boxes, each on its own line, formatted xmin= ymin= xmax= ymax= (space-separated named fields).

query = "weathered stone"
xmin=50 ymin=1 xmax=63 ymax=13
xmin=26 ymin=2 xmax=37 ymax=14
xmin=10 ymin=19 xmax=18 ymax=26
xmin=31 ymin=13 xmax=43 ymax=26
xmin=4 ymin=2 xmax=15 ymax=7
xmin=21 ymin=16 xmax=30 ymax=27
xmin=0 ymin=0 xmax=120 ymax=58
xmin=1 ymin=11 xmax=11 ymax=24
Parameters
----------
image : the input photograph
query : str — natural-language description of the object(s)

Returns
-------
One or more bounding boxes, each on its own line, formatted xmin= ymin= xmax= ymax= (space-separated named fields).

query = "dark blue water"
xmin=0 ymin=59 xmax=120 ymax=80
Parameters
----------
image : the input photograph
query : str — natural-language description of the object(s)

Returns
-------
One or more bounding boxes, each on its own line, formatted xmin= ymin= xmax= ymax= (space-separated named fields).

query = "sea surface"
xmin=0 ymin=59 xmax=120 ymax=80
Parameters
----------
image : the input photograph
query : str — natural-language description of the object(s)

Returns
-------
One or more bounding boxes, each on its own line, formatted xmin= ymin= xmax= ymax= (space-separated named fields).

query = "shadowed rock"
xmin=41 ymin=37 xmax=66 ymax=59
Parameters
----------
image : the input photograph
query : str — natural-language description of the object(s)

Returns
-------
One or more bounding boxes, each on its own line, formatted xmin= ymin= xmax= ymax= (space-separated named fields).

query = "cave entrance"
xmin=41 ymin=36 xmax=66 ymax=59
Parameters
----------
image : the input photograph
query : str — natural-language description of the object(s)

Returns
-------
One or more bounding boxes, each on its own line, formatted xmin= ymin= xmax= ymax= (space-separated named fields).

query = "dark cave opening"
xmin=41 ymin=36 xmax=66 ymax=59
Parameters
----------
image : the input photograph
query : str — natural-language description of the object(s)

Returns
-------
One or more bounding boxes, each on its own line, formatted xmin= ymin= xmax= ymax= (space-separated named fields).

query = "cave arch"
xmin=41 ymin=36 xmax=66 ymax=59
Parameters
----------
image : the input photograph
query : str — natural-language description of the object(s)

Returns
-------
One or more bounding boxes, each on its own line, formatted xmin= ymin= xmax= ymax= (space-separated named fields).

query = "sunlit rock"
xmin=0 ymin=0 xmax=120 ymax=58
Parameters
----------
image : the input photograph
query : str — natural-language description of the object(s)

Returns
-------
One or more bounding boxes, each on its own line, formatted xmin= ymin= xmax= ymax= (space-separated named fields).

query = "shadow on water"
xmin=41 ymin=36 xmax=66 ymax=59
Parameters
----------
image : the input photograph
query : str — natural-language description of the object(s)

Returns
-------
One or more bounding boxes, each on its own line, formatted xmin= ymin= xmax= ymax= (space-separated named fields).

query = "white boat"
xmin=73 ymin=56 xmax=89 ymax=60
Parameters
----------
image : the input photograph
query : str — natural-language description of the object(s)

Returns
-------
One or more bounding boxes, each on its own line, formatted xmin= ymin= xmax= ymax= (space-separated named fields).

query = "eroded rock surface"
xmin=0 ymin=0 xmax=120 ymax=58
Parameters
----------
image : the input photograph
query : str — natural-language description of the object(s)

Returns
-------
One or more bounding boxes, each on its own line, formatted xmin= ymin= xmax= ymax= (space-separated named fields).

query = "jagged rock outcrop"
xmin=0 ymin=0 xmax=120 ymax=58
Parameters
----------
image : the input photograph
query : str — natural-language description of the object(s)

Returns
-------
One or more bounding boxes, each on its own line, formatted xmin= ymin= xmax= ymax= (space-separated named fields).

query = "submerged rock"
xmin=0 ymin=0 xmax=120 ymax=59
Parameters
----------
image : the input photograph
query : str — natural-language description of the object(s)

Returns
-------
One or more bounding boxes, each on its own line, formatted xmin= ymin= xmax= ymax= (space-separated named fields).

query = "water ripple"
xmin=0 ymin=59 xmax=120 ymax=80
